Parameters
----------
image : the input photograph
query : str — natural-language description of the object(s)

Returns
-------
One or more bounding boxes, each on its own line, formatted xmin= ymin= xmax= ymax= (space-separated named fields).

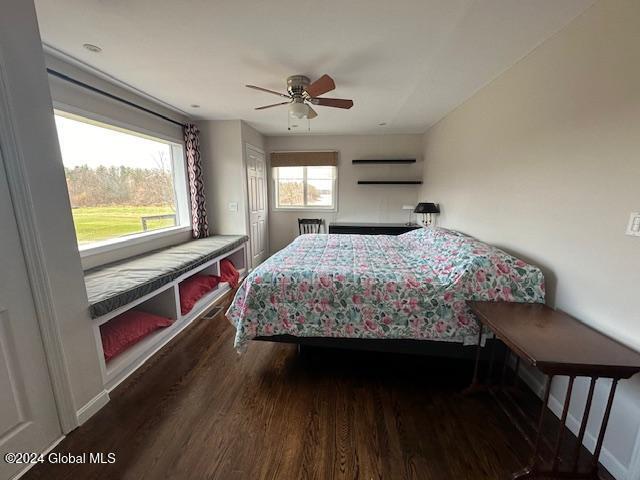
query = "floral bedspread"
xmin=226 ymin=227 xmax=545 ymax=351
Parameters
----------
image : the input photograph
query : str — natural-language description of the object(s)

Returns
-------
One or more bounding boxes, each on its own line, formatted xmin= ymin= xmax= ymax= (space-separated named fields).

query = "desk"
xmin=467 ymin=301 xmax=640 ymax=480
xmin=328 ymin=222 xmax=421 ymax=235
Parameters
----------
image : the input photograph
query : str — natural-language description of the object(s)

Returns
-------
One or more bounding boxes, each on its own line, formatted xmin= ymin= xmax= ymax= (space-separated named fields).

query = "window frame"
xmin=53 ymin=104 xmax=192 ymax=258
xmin=272 ymin=165 xmax=338 ymax=212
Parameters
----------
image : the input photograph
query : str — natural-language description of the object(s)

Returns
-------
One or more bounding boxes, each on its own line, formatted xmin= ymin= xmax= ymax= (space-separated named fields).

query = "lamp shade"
xmin=289 ymin=102 xmax=309 ymax=119
xmin=414 ymin=202 xmax=440 ymax=214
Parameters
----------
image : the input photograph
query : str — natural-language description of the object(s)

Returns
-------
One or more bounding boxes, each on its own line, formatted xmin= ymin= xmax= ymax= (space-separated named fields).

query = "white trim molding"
xmin=0 ymin=53 xmax=78 ymax=433
xmin=76 ymin=390 xmax=110 ymax=426
xmin=78 ymin=225 xmax=193 ymax=259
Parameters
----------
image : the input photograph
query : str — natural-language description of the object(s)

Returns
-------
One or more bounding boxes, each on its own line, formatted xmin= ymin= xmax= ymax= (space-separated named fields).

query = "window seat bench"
xmin=84 ymin=234 xmax=248 ymax=390
xmin=85 ymin=235 xmax=247 ymax=318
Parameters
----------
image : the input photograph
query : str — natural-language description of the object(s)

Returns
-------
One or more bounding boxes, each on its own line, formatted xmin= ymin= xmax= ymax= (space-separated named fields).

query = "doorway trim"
xmin=0 ymin=53 xmax=78 ymax=433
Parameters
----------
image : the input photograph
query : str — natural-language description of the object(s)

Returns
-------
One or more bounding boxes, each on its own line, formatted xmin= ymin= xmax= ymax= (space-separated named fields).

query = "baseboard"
xmin=627 ymin=427 xmax=640 ymax=480
xmin=76 ymin=389 xmax=110 ymax=426
xmin=517 ymin=367 xmax=628 ymax=480
xmin=10 ymin=435 xmax=64 ymax=480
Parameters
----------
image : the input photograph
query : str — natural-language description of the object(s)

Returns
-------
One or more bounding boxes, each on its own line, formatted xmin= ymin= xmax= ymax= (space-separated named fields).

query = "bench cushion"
xmin=85 ymin=235 xmax=247 ymax=318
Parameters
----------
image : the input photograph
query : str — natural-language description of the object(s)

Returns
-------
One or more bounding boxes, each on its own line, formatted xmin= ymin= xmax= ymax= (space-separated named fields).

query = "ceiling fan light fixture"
xmin=289 ymin=101 xmax=308 ymax=119
xmin=248 ymin=74 xmax=353 ymax=124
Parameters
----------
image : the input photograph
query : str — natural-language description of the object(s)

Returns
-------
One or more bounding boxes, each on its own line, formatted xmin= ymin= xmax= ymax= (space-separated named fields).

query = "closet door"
xmin=0 ymin=149 xmax=61 ymax=479
xmin=246 ymin=144 xmax=268 ymax=268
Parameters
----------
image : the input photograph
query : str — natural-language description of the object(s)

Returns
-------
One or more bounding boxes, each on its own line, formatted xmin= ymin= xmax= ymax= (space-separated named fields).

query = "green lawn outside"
xmin=72 ymin=205 xmax=176 ymax=244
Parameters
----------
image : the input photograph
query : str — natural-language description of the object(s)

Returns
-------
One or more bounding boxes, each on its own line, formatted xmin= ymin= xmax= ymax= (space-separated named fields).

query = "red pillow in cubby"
xmin=179 ymin=274 xmax=220 ymax=315
xmin=100 ymin=310 xmax=173 ymax=362
xmin=220 ymin=259 xmax=239 ymax=288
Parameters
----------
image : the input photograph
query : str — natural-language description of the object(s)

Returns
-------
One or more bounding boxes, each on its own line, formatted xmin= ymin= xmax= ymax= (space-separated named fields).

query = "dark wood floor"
xmin=24 ymin=303 xmax=613 ymax=480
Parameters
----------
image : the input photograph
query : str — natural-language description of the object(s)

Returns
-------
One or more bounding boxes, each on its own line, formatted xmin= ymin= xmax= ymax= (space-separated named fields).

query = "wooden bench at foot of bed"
xmin=84 ymin=235 xmax=248 ymax=390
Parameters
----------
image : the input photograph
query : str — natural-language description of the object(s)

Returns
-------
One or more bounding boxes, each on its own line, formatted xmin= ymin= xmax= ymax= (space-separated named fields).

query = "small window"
xmin=54 ymin=111 xmax=190 ymax=251
xmin=273 ymin=165 xmax=337 ymax=210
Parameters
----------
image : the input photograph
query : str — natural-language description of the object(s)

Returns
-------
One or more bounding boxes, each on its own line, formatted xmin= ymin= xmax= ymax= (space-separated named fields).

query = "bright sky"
xmin=54 ymin=114 xmax=172 ymax=170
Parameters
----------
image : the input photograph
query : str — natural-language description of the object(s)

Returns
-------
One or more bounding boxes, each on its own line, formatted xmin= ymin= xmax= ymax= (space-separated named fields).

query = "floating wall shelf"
xmin=352 ymin=159 xmax=416 ymax=164
xmin=357 ymin=181 xmax=422 ymax=185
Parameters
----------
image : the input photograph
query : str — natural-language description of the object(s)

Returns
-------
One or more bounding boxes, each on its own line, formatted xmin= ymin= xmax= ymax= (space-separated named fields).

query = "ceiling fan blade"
xmin=255 ymin=101 xmax=291 ymax=110
xmin=307 ymin=106 xmax=318 ymax=119
xmin=246 ymin=84 xmax=291 ymax=99
xmin=311 ymin=98 xmax=354 ymax=109
xmin=305 ymin=74 xmax=335 ymax=98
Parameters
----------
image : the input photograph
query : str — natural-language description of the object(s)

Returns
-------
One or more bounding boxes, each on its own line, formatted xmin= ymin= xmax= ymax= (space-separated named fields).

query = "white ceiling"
xmin=34 ymin=0 xmax=594 ymax=135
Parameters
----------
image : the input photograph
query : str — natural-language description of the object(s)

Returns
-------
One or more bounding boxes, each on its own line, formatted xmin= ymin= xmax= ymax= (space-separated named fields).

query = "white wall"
xmin=45 ymin=53 xmax=193 ymax=269
xmin=198 ymin=120 xmax=245 ymax=235
xmin=198 ymin=120 xmax=265 ymax=240
xmin=242 ymin=121 xmax=265 ymax=154
xmin=266 ymin=134 xmax=423 ymax=252
xmin=420 ymin=1 xmax=640 ymax=477
xmin=0 ymin=0 xmax=104 ymax=422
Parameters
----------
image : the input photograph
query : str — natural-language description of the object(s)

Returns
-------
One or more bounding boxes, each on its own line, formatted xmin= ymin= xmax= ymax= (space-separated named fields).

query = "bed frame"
xmin=253 ymin=334 xmax=491 ymax=360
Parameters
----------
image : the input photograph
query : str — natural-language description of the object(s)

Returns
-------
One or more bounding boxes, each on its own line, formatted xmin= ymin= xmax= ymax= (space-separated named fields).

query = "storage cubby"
xmin=177 ymin=258 xmax=225 ymax=319
xmin=221 ymin=247 xmax=247 ymax=274
xmin=91 ymin=241 xmax=248 ymax=391
xmin=97 ymin=285 xmax=179 ymax=384
xmin=134 ymin=284 xmax=179 ymax=321
xmin=184 ymin=259 xmax=220 ymax=279
xmin=179 ymin=282 xmax=230 ymax=321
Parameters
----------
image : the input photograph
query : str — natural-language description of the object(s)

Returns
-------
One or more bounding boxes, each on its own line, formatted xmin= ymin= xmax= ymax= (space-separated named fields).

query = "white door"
xmin=0 ymin=150 xmax=61 ymax=479
xmin=246 ymin=145 xmax=268 ymax=268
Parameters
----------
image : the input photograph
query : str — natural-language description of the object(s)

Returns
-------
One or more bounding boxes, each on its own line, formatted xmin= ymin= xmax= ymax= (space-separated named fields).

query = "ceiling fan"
xmin=246 ymin=74 xmax=353 ymax=119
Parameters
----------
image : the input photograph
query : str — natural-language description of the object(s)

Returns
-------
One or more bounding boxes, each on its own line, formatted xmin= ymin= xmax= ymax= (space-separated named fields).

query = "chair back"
xmin=298 ymin=218 xmax=323 ymax=235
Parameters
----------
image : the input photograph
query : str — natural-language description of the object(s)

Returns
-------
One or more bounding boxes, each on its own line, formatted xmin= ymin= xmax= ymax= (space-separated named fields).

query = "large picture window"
xmin=273 ymin=165 xmax=337 ymax=210
xmin=54 ymin=111 xmax=190 ymax=251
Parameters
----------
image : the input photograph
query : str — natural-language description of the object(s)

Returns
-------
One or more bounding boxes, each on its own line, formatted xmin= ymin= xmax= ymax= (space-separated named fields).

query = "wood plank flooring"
xmin=23 ymin=304 xmax=613 ymax=480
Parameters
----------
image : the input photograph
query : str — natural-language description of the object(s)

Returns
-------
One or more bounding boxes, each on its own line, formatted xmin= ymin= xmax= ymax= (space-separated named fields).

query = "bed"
xmin=226 ymin=227 xmax=545 ymax=352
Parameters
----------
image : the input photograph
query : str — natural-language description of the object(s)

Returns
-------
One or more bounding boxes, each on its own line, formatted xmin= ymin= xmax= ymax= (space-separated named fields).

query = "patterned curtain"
xmin=183 ymin=123 xmax=209 ymax=238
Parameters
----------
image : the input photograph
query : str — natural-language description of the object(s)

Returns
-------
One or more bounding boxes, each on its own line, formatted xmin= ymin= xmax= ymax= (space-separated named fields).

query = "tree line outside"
xmin=65 ymin=164 xmax=175 ymax=208
xmin=65 ymin=164 xmax=177 ymax=244
xmin=277 ymin=181 xmax=320 ymax=206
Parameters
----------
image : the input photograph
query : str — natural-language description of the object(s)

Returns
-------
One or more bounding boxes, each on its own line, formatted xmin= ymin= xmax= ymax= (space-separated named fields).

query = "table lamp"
xmin=414 ymin=202 xmax=440 ymax=226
